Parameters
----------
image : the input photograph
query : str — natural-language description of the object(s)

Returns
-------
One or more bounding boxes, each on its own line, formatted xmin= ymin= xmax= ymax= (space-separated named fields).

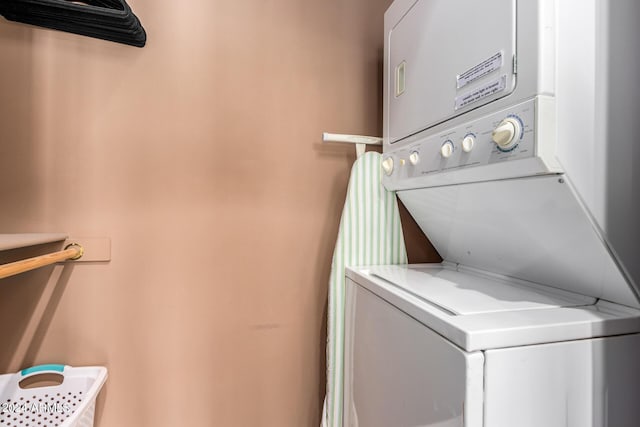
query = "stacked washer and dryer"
xmin=343 ymin=0 xmax=640 ymax=426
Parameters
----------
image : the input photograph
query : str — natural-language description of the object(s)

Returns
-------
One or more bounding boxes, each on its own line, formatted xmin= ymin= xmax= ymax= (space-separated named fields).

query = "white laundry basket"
xmin=0 ymin=364 xmax=107 ymax=427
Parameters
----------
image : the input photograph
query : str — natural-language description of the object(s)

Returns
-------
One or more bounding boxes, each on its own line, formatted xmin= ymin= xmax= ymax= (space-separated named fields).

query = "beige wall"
xmin=0 ymin=1 xmax=438 ymax=425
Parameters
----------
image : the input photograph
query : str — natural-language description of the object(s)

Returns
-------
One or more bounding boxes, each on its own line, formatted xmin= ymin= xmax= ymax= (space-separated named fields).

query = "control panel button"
xmin=381 ymin=157 xmax=394 ymax=176
xmin=440 ymin=141 xmax=454 ymax=158
xmin=462 ymin=135 xmax=475 ymax=153
xmin=409 ymin=151 xmax=420 ymax=165
xmin=492 ymin=118 xmax=521 ymax=149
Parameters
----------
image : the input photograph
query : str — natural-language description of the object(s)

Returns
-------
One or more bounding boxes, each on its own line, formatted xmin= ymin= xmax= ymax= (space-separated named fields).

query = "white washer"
xmin=343 ymin=0 xmax=640 ymax=425
xmin=344 ymin=265 xmax=640 ymax=427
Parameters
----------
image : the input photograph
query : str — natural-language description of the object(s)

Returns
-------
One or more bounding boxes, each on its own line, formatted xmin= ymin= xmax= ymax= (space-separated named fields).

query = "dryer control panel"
xmin=382 ymin=98 xmax=557 ymax=190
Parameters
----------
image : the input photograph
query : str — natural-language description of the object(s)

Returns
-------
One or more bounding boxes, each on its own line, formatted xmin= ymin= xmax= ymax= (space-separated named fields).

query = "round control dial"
xmin=409 ymin=151 xmax=420 ymax=165
xmin=440 ymin=141 xmax=454 ymax=158
xmin=492 ymin=118 xmax=522 ymax=150
xmin=462 ymin=135 xmax=475 ymax=153
xmin=381 ymin=157 xmax=394 ymax=176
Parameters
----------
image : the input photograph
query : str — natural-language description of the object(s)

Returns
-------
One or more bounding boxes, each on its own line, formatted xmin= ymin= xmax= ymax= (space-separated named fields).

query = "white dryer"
xmin=343 ymin=0 xmax=640 ymax=426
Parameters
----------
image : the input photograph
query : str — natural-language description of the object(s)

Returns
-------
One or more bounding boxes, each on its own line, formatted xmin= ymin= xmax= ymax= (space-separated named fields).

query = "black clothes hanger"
xmin=0 ymin=0 xmax=146 ymax=47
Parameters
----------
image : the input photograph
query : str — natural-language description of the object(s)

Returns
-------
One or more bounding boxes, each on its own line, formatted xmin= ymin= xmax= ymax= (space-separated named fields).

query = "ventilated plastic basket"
xmin=0 ymin=365 xmax=107 ymax=427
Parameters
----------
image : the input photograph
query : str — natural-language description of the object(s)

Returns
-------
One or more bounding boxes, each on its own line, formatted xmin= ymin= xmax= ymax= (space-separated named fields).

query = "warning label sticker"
xmin=456 ymin=51 xmax=503 ymax=89
xmin=454 ymin=75 xmax=507 ymax=110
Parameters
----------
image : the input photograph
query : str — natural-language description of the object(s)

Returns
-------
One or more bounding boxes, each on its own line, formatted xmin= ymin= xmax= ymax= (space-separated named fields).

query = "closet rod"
xmin=0 ymin=244 xmax=84 ymax=280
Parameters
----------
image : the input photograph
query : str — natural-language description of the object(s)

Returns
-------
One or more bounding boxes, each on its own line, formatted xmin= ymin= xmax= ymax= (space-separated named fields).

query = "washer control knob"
xmin=440 ymin=141 xmax=454 ymax=158
xmin=381 ymin=157 xmax=394 ymax=176
xmin=492 ymin=118 xmax=521 ymax=149
xmin=462 ymin=135 xmax=475 ymax=153
xmin=409 ymin=151 xmax=420 ymax=165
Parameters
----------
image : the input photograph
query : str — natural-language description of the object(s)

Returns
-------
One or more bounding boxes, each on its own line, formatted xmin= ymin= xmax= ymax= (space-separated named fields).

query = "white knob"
xmin=409 ymin=151 xmax=420 ymax=165
xmin=492 ymin=118 xmax=521 ymax=149
xmin=381 ymin=157 xmax=394 ymax=176
xmin=462 ymin=135 xmax=475 ymax=153
xmin=440 ymin=141 xmax=454 ymax=158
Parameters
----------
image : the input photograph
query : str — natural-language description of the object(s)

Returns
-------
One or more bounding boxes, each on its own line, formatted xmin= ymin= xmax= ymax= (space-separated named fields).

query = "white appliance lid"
xmin=397 ymin=175 xmax=640 ymax=309
xmin=370 ymin=264 xmax=594 ymax=315
xmin=348 ymin=265 xmax=640 ymax=351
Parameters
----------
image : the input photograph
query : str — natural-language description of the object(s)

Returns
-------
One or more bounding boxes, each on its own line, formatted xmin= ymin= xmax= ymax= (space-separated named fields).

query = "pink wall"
xmin=0 ymin=0 xmax=438 ymax=425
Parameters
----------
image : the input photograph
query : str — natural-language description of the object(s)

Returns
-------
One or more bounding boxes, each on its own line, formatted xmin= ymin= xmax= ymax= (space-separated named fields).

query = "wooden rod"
xmin=0 ymin=244 xmax=83 ymax=280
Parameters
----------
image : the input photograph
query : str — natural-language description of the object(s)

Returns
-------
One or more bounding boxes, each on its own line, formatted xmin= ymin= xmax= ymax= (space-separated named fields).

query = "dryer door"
xmin=387 ymin=0 xmax=517 ymax=143
xmin=343 ymin=278 xmax=485 ymax=427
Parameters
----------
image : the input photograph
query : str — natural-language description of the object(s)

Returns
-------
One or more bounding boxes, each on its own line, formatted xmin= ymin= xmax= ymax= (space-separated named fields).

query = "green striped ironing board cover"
xmin=323 ymin=151 xmax=407 ymax=426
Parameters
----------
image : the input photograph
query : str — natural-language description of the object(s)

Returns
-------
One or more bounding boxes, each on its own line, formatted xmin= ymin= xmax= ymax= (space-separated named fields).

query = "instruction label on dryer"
xmin=455 ymin=75 xmax=507 ymax=110
xmin=456 ymin=51 xmax=503 ymax=89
